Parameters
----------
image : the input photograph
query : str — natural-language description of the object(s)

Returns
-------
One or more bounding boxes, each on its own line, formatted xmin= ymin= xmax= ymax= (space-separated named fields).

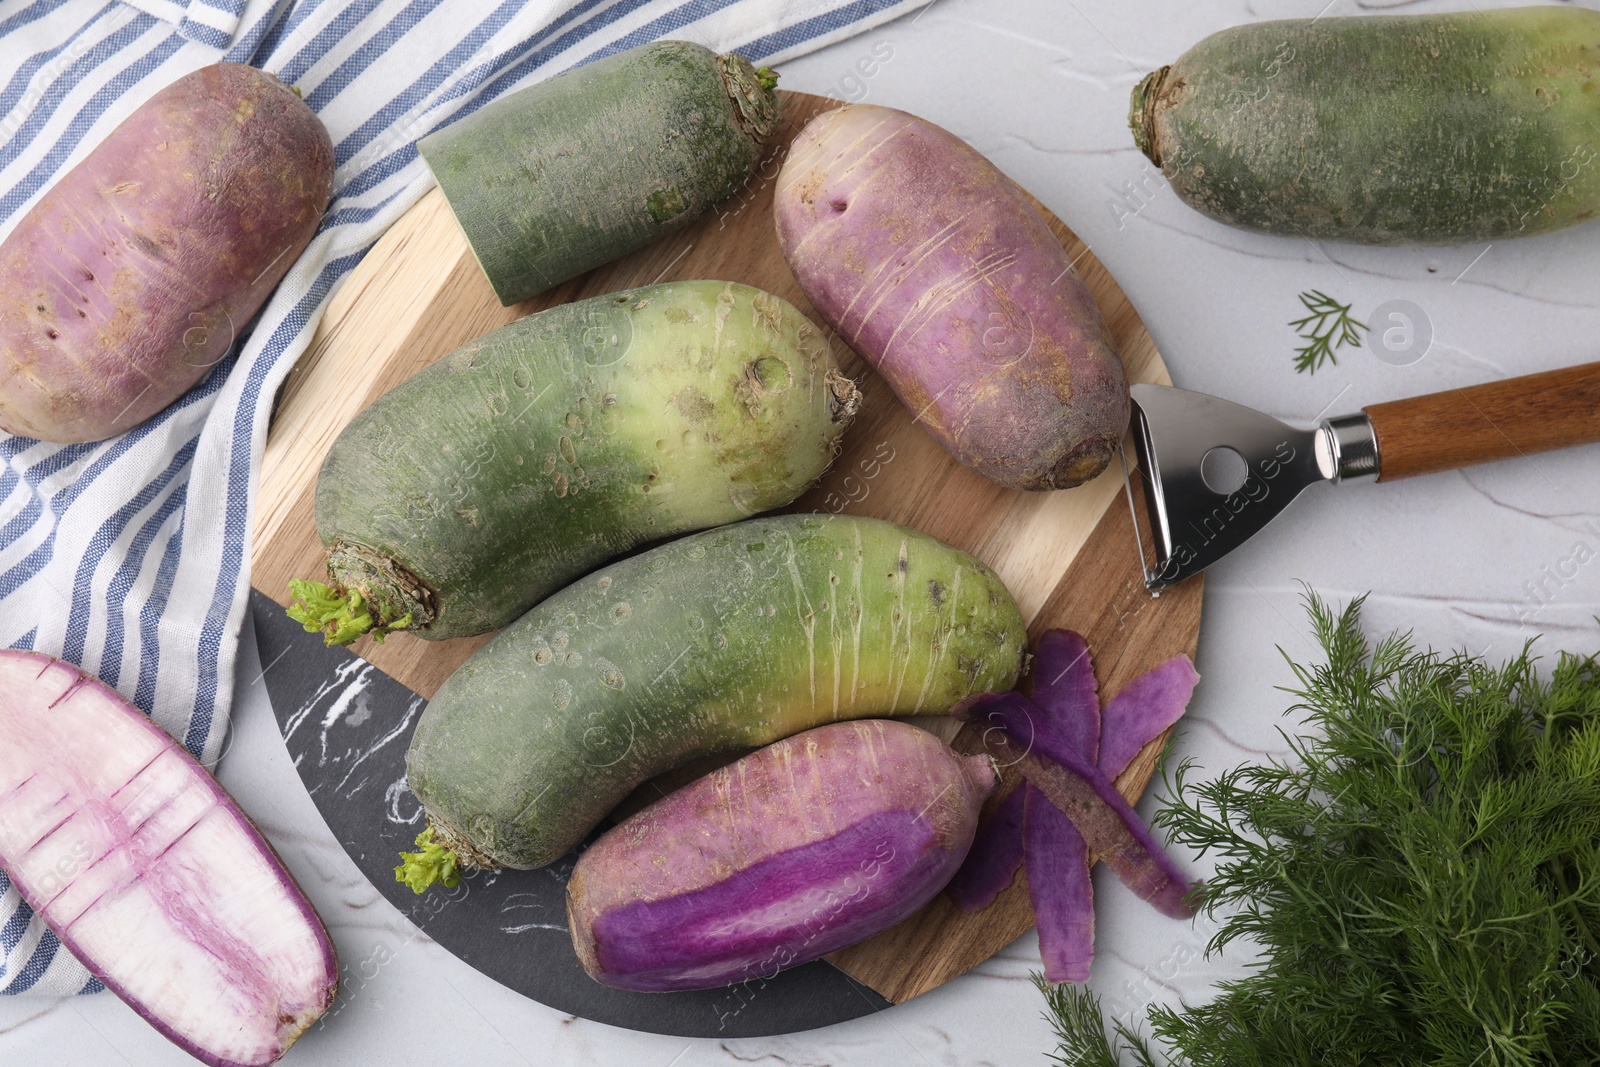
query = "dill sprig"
xmin=1037 ymin=977 xmax=1159 ymax=1067
xmin=1044 ymin=592 xmax=1600 ymax=1067
xmin=1290 ymin=290 xmax=1366 ymax=374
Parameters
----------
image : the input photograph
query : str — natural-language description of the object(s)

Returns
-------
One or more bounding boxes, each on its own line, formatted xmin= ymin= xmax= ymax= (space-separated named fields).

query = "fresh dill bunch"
xmin=1045 ymin=592 xmax=1600 ymax=1067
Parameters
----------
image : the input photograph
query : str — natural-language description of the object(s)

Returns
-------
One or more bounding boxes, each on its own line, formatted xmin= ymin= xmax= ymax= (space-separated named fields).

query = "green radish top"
xmin=290 ymin=280 xmax=859 ymax=646
xmin=1128 ymin=65 xmax=1168 ymax=164
xmin=395 ymin=827 xmax=461 ymax=894
xmin=287 ymin=578 xmax=412 ymax=646
xmin=719 ymin=53 xmax=781 ymax=144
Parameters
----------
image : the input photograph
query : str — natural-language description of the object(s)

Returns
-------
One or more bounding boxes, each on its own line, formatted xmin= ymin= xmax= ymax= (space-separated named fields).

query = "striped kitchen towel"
xmin=0 ymin=0 xmax=929 ymax=996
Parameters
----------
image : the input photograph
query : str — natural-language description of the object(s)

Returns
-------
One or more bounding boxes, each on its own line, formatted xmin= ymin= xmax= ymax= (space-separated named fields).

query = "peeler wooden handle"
xmin=1365 ymin=361 xmax=1600 ymax=481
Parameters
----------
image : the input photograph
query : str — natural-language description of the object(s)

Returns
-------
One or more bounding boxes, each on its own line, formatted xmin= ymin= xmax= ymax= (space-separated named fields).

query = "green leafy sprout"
xmin=1290 ymin=290 xmax=1367 ymax=374
xmin=286 ymin=578 xmax=412 ymax=647
xmin=1042 ymin=591 xmax=1600 ymax=1066
xmin=394 ymin=826 xmax=463 ymax=895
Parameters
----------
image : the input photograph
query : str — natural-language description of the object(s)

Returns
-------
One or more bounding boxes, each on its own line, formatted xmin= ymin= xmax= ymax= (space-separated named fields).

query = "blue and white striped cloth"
xmin=0 ymin=0 xmax=927 ymax=996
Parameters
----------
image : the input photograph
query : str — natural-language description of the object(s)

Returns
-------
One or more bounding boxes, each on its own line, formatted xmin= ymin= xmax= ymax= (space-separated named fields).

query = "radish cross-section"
xmin=0 ymin=651 xmax=338 ymax=1067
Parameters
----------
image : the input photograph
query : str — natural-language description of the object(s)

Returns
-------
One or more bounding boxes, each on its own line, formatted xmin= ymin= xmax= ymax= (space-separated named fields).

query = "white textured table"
xmin=8 ymin=1 xmax=1600 ymax=1062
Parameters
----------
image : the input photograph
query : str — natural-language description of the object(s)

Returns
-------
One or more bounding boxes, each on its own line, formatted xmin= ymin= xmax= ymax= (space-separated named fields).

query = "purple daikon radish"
xmin=1023 ymin=786 xmax=1094 ymax=983
xmin=773 ymin=104 xmax=1130 ymax=492
xmin=1098 ymin=654 xmax=1200 ymax=781
xmin=566 ymin=719 xmax=995 ymax=992
xmin=945 ymin=782 xmax=1027 ymax=913
xmin=0 ymin=651 xmax=337 ymax=1067
xmin=960 ymin=691 xmax=1197 ymax=919
xmin=0 ymin=65 xmax=333 ymax=443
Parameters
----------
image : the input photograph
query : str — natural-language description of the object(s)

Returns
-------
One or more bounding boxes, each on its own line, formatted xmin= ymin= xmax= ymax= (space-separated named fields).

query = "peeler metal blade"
xmin=1125 ymin=383 xmax=1378 ymax=591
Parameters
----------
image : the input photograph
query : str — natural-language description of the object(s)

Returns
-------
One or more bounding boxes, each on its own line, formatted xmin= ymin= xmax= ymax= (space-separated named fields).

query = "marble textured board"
xmin=251 ymin=588 xmax=894 ymax=1038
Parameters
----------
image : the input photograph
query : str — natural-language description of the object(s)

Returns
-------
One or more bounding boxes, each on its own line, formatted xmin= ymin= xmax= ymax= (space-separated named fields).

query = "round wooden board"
xmin=251 ymin=91 xmax=1202 ymax=1020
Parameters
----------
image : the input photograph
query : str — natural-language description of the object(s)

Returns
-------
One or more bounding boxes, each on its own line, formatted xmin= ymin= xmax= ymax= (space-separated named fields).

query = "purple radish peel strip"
xmin=1023 ymin=783 xmax=1094 ymax=984
xmin=944 ymin=781 xmax=1026 ymax=913
xmin=1098 ymin=653 xmax=1200 ymax=781
xmin=1025 ymin=629 xmax=1100 ymax=761
xmin=960 ymin=690 xmax=1198 ymax=920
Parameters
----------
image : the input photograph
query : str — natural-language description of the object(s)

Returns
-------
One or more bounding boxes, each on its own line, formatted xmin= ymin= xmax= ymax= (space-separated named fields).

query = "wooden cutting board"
xmin=252 ymin=91 xmax=1202 ymax=1006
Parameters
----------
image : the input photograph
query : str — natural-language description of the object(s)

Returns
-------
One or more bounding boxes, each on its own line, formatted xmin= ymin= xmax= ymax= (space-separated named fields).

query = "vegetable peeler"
xmin=1123 ymin=362 xmax=1600 ymax=590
